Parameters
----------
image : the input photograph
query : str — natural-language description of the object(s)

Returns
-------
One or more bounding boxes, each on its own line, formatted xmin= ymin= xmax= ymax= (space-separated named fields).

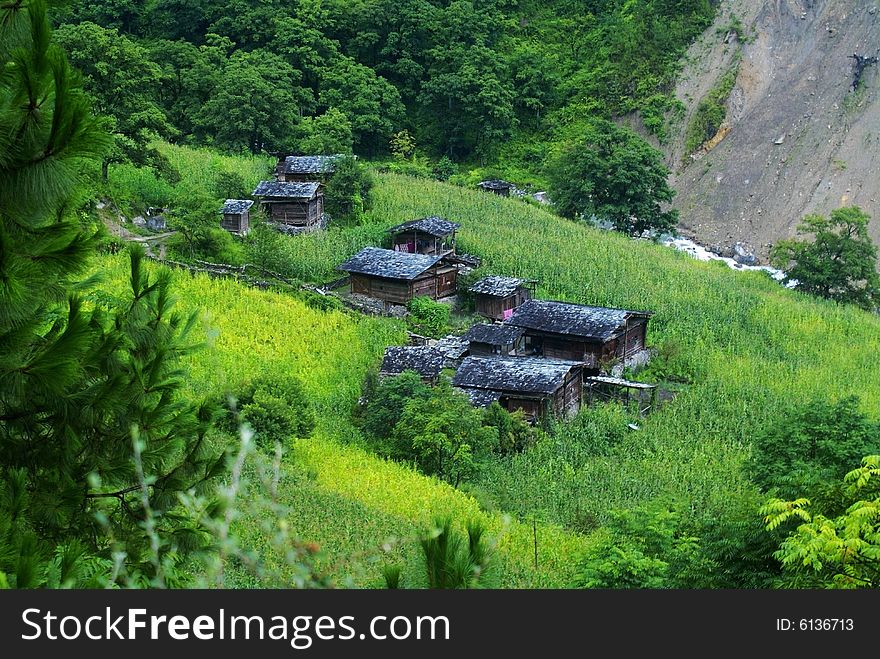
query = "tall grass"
xmin=91 ymin=254 xmax=586 ymax=586
xmin=105 ymin=143 xmax=273 ymax=215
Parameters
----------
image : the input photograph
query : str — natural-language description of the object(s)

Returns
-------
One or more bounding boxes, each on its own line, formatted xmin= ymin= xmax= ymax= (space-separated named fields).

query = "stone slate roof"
xmin=388 ymin=216 xmax=460 ymax=238
xmin=337 ymin=247 xmax=442 ymax=280
xmin=253 ymin=181 xmax=320 ymax=199
xmin=278 ymin=155 xmax=344 ymax=175
xmin=432 ymin=335 xmax=471 ymax=365
xmin=478 ymin=179 xmax=514 ymax=190
xmin=380 ymin=346 xmax=445 ymax=379
xmin=505 ymin=300 xmax=652 ymax=341
xmin=463 ymin=323 xmax=525 ymax=346
xmin=221 ymin=199 xmax=254 ymax=214
xmin=452 ymin=356 xmax=580 ymax=395
xmin=458 ymin=387 xmax=503 ymax=408
xmin=469 ymin=275 xmax=530 ymax=298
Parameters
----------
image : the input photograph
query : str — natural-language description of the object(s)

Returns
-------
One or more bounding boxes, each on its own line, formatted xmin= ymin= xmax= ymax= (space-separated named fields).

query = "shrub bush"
xmin=224 ymin=376 xmax=316 ymax=449
xmin=407 ymin=296 xmax=450 ymax=338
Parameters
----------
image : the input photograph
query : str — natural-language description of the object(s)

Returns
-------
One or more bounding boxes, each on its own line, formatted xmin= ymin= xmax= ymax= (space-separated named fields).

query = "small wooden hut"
xmin=505 ymin=300 xmax=653 ymax=372
xmin=252 ymin=181 xmax=324 ymax=231
xmin=337 ymin=247 xmax=458 ymax=304
xmin=275 ymin=155 xmax=345 ymax=182
xmin=452 ymin=356 xmax=583 ymax=421
xmin=220 ymin=199 xmax=254 ymax=235
xmin=462 ymin=324 xmax=525 ymax=357
xmin=585 ymin=375 xmax=658 ymax=416
xmin=477 ymin=179 xmax=514 ymax=196
xmin=470 ymin=276 xmax=535 ymax=321
xmin=380 ymin=346 xmax=446 ymax=383
xmin=388 ymin=217 xmax=460 ymax=256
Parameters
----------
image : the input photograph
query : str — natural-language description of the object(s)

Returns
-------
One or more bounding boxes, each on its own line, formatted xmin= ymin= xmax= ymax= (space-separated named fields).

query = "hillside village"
xmin=5 ymin=0 xmax=880 ymax=599
xmin=216 ymin=152 xmax=658 ymax=424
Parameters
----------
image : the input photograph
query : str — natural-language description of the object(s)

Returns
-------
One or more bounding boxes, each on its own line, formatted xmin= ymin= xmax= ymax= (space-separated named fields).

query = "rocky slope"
xmin=663 ymin=0 xmax=880 ymax=262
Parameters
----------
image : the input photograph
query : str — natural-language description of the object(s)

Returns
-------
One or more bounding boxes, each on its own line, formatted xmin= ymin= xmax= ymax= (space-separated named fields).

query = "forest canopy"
xmin=52 ymin=0 xmax=716 ymax=166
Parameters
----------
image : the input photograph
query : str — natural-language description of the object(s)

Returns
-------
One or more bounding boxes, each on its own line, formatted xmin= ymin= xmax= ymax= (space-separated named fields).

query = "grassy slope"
xmin=94 ymin=254 xmax=589 ymax=587
xmin=105 ymin=146 xmax=273 ymax=215
xmin=100 ymin=146 xmax=880 ymax=586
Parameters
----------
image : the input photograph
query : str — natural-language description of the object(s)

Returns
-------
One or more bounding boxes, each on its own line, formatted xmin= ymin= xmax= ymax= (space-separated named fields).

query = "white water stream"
xmin=659 ymin=235 xmax=796 ymax=288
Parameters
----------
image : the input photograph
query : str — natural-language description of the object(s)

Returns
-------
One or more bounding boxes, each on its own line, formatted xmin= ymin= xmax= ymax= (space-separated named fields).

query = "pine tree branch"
xmin=85 ymin=484 xmax=142 ymax=499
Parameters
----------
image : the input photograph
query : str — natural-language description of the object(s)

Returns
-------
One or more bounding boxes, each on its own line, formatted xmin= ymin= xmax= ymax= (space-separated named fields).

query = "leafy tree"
xmin=508 ymin=44 xmax=560 ymax=126
xmin=53 ymin=21 xmax=175 ymax=180
xmin=748 ymin=396 xmax=880 ymax=504
xmin=0 ymin=3 xmax=225 ymax=586
xmin=576 ymin=507 xmax=707 ymax=588
xmin=268 ymin=13 xmax=341 ymax=90
xmin=148 ymin=38 xmax=208 ymax=140
xmin=482 ymin=403 xmax=538 ymax=454
xmin=213 ymin=168 xmax=250 ymax=200
xmin=61 ymin=0 xmax=146 ymax=34
xmin=549 ymin=119 xmax=678 ymax=236
xmin=771 ymin=207 xmax=880 ymax=311
xmin=195 ymin=50 xmax=313 ymax=154
xmin=390 ymin=129 xmax=417 ymax=160
xmin=319 ymin=56 xmax=404 ymax=156
xmin=433 ymin=155 xmax=457 ymax=181
xmin=392 ymin=382 xmax=496 ymax=486
xmin=143 ymin=0 xmax=211 ymax=42
xmin=762 ymin=455 xmax=880 ymax=588
xmin=222 ymin=376 xmax=316 ymax=450
xmin=295 ymin=108 xmax=354 ymax=155
xmin=406 ymin=296 xmax=450 ymax=338
xmin=323 ymin=156 xmax=373 ymax=222
xmin=336 ymin=0 xmax=438 ymax=106
xmin=419 ymin=43 xmax=516 ymax=159
xmin=363 ymin=371 xmax=432 ymax=441
xmin=243 ymin=218 xmax=286 ymax=274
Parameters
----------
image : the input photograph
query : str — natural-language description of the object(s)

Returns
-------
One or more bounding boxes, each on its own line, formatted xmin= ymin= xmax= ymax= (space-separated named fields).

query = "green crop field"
xmin=92 ymin=254 xmax=588 ymax=587
xmin=100 ymin=146 xmax=880 ymax=587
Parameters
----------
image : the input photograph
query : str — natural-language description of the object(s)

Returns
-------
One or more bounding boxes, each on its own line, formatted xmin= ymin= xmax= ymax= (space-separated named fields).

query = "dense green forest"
xmin=3 ymin=0 xmax=880 ymax=592
xmin=52 ymin=0 xmax=716 ymax=179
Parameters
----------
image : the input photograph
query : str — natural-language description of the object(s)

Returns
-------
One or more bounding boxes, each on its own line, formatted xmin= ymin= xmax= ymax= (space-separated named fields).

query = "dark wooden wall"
xmin=526 ymin=321 xmax=647 ymax=369
xmin=469 ymin=341 xmax=515 ymax=357
xmin=552 ymin=368 xmax=583 ymax=418
xmin=220 ymin=211 xmax=249 ymax=234
xmin=349 ymin=266 xmax=457 ymax=304
xmin=503 ymin=397 xmax=544 ymax=421
xmin=264 ymin=197 xmax=323 ymax=226
xmin=475 ymin=287 xmax=531 ymax=321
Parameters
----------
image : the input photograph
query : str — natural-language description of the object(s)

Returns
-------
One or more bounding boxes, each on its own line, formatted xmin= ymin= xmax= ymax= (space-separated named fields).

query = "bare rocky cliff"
xmin=662 ymin=0 xmax=880 ymax=262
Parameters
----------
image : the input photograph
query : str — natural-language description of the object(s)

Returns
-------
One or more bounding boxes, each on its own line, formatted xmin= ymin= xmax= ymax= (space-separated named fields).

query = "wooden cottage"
xmin=462 ymin=323 xmax=525 ymax=357
xmin=337 ymin=247 xmax=458 ymax=304
xmin=380 ymin=346 xmax=446 ymax=383
xmin=477 ymin=179 xmax=514 ymax=196
xmin=388 ymin=217 xmax=460 ymax=256
xmin=274 ymin=154 xmax=345 ymax=182
xmin=452 ymin=356 xmax=583 ymax=421
xmin=252 ymin=181 xmax=324 ymax=231
xmin=220 ymin=199 xmax=254 ymax=235
xmin=505 ymin=300 xmax=653 ymax=372
xmin=470 ymin=275 xmax=535 ymax=321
